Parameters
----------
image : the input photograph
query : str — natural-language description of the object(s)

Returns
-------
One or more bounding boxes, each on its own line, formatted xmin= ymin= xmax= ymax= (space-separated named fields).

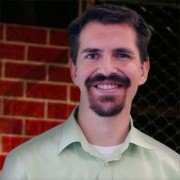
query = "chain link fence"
xmin=94 ymin=0 xmax=180 ymax=153
xmin=132 ymin=3 xmax=180 ymax=154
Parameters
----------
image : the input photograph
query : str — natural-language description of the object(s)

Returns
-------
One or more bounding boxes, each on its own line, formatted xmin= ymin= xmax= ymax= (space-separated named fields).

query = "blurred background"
xmin=0 ymin=0 xmax=179 ymax=171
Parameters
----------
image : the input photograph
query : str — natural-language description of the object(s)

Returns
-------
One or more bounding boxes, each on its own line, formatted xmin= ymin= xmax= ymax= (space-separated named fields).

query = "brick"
xmin=49 ymin=66 xmax=72 ymax=83
xmin=50 ymin=30 xmax=69 ymax=46
xmin=0 ymin=24 xmax=4 ymax=40
xmin=0 ymin=117 xmax=23 ymax=134
xmin=26 ymin=82 xmax=67 ymax=100
xmin=48 ymin=103 xmax=75 ymax=119
xmin=2 ymin=136 xmax=29 ymax=152
xmin=6 ymin=25 xmax=47 ymax=44
xmin=3 ymin=99 xmax=44 ymax=118
xmin=5 ymin=62 xmax=46 ymax=80
xmin=28 ymin=46 xmax=69 ymax=64
xmin=0 ymin=98 xmax=2 ymax=115
xmin=25 ymin=119 xmax=61 ymax=136
xmin=0 ymin=61 xmax=2 ymax=77
xmin=70 ymin=86 xmax=80 ymax=102
xmin=0 ymin=43 xmax=25 ymax=60
xmin=0 ymin=80 xmax=24 ymax=97
xmin=0 ymin=154 xmax=6 ymax=170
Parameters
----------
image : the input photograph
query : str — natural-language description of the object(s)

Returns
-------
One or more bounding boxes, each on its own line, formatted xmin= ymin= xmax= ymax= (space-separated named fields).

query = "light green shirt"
xmin=1 ymin=107 xmax=180 ymax=180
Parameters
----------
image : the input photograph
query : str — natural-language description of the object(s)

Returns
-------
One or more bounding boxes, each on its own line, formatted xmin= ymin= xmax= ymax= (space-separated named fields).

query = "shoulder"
xmin=1 ymin=122 xmax=66 ymax=179
xmin=5 ymin=108 xmax=78 ymax=160
xmin=130 ymin=127 xmax=180 ymax=174
xmin=133 ymin=127 xmax=180 ymax=158
xmin=8 ymin=122 xmax=65 ymax=159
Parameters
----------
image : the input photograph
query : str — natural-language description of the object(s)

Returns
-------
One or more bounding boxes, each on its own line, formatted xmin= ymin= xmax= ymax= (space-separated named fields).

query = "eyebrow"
xmin=81 ymin=47 xmax=135 ymax=56
xmin=81 ymin=48 xmax=102 ymax=54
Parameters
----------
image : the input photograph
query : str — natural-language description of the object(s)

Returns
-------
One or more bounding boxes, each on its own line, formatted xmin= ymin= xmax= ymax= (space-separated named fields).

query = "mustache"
xmin=85 ymin=73 xmax=131 ymax=88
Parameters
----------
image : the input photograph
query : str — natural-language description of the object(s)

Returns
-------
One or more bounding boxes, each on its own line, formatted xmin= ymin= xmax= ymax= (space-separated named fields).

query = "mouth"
xmin=92 ymin=80 xmax=124 ymax=93
xmin=94 ymin=82 xmax=123 ymax=90
xmin=85 ymin=73 xmax=131 ymax=91
xmin=95 ymin=83 xmax=118 ymax=90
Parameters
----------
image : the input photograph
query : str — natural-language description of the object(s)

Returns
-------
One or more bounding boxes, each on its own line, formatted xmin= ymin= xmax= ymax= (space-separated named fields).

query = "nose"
xmin=98 ymin=57 xmax=117 ymax=75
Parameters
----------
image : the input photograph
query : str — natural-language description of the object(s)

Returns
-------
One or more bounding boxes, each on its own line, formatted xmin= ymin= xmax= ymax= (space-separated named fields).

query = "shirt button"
xmin=104 ymin=161 xmax=109 ymax=167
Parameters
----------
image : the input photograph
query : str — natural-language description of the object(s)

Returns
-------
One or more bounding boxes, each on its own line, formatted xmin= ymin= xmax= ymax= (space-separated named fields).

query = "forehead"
xmin=79 ymin=22 xmax=137 ymax=51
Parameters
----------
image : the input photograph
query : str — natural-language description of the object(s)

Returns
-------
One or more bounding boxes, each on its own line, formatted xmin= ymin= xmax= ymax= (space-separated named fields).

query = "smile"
xmin=95 ymin=84 xmax=118 ymax=90
xmin=85 ymin=73 xmax=131 ymax=91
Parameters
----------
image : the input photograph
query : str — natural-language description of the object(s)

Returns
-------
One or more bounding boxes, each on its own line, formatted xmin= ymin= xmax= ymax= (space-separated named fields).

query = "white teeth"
xmin=97 ymin=84 xmax=118 ymax=90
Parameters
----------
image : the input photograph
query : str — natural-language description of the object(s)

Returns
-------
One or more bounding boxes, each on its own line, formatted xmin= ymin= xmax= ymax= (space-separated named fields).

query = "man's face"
xmin=70 ymin=22 xmax=149 ymax=117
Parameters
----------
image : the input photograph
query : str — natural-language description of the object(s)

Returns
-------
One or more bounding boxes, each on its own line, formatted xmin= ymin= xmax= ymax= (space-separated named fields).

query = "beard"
xmin=88 ymin=91 xmax=127 ymax=117
xmin=85 ymin=73 xmax=131 ymax=117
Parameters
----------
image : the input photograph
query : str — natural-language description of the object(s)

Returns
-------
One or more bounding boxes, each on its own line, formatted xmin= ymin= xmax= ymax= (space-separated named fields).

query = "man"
xmin=1 ymin=4 xmax=179 ymax=180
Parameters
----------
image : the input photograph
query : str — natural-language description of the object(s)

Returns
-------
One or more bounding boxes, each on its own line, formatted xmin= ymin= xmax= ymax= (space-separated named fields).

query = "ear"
xmin=139 ymin=57 xmax=150 ymax=85
xmin=69 ymin=59 xmax=78 ymax=85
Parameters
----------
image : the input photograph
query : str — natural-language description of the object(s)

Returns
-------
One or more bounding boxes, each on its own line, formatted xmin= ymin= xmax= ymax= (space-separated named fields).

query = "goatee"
xmin=85 ymin=73 xmax=131 ymax=117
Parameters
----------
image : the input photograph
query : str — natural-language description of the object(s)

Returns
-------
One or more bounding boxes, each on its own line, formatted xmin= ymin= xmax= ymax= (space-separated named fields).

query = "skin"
xmin=70 ymin=22 xmax=150 ymax=147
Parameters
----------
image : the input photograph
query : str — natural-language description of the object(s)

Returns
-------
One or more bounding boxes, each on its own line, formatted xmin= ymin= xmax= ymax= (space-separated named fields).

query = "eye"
xmin=85 ymin=53 xmax=100 ymax=60
xmin=114 ymin=53 xmax=131 ymax=59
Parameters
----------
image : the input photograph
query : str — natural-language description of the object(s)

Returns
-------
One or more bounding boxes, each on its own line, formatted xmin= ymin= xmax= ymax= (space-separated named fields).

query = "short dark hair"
xmin=67 ymin=4 xmax=151 ymax=64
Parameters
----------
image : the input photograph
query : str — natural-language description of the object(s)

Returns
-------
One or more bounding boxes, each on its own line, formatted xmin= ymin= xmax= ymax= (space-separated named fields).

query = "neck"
xmin=77 ymin=104 xmax=131 ymax=147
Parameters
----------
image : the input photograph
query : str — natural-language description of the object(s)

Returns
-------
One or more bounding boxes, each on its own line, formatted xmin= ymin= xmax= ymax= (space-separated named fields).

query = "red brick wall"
xmin=0 ymin=23 xmax=80 ymax=171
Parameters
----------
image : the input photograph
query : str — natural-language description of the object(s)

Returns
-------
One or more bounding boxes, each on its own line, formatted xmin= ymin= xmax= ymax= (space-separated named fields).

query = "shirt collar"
xmin=57 ymin=107 xmax=155 ymax=155
xmin=57 ymin=107 xmax=83 ymax=154
xmin=126 ymin=116 xmax=155 ymax=150
xmin=57 ymin=107 xmax=99 ymax=156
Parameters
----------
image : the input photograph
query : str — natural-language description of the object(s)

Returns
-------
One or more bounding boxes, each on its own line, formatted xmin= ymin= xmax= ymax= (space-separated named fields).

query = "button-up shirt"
xmin=1 ymin=107 xmax=180 ymax=180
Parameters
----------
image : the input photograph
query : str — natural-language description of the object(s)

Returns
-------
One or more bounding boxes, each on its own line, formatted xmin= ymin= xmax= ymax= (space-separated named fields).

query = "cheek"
xmin=125 ymin=68 xmax=140 ymax=100
xmin=77 ymin=62 xmax=96 ymax=79
xmin=75 ymin=67 xmax=90 ymax=91
xmin=126 ymin=66 xmax=141 ymax=85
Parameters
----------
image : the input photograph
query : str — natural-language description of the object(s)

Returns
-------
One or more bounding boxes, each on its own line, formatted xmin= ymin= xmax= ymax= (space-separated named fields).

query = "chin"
xmin=90 ymin=101 xmax=124 ymax=117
